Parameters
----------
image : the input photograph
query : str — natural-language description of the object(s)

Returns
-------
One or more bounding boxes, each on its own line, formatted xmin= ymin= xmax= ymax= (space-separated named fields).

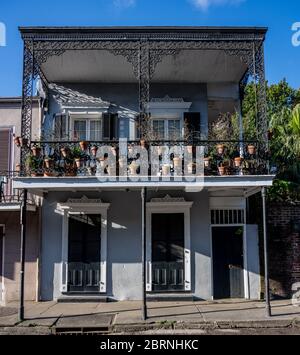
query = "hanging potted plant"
xmin=15 ymin=164 xmax=21 ymax=173
xmin=13 ymin=135 xmax=21 ymax=147
xmin=79 ymin=140 xmax=88 ymax=151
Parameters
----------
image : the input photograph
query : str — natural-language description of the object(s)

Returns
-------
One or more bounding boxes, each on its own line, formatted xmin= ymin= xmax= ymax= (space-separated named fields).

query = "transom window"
xmin=152 ymin=118 xmax=182 ymax=140
xmin=72 ymin=117 xmax=102 ymax=141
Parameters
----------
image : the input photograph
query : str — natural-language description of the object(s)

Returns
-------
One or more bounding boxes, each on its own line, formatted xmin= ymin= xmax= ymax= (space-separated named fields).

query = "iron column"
xmin=141 ymin=187 xmax=148 ymax=320
xmin=19 ymin=189 xmax=28 ymax=321
xmin=262 ymin=187 xmax=271 ymax=317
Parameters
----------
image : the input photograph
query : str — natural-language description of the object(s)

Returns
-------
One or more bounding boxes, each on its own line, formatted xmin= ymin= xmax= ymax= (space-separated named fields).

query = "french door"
xmin=151 ymin=213 xmax=185 ymax=292
xmin=68 ymin=214 xmax=101 ymax=293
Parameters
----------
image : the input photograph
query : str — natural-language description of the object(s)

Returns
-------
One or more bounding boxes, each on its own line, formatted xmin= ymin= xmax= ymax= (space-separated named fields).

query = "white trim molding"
xmin=146 ymin=195 xmax=193 ymax=292
xmin=56 ymin=196 xmax=110 ymax=294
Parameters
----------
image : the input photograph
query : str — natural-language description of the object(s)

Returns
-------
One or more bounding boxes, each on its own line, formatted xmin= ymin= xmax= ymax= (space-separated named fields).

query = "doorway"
xmin=212 ymin=226 xmax=244 ymax=299
xmin=151 ymin=213 xmax=185 ymax=292
xmin=68 ymin=214 xmax=101 ymax=293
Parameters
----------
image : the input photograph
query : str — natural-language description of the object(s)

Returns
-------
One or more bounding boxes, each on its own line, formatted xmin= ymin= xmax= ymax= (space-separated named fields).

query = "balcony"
xmin=15 ymin=139 xmax=269 ymax=178
xmin=0 ymin=174 xmax=36 ymax=210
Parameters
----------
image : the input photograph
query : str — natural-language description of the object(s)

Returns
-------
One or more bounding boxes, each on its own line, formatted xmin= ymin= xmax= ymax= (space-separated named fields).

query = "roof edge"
xmin=18 ymin=26 xmax=268 ymax=35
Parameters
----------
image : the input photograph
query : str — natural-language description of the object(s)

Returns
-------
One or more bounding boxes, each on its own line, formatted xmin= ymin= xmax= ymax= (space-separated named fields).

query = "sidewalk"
xmin=1 ymin=299 xmax=300 ymax=334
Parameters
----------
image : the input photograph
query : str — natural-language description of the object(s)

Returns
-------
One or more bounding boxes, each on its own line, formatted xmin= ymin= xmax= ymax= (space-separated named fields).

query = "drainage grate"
xmin=54 ymin=326 xmax=110 ymax=335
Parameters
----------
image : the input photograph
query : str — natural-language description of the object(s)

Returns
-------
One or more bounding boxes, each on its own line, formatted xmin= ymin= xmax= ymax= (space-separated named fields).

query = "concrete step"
xmin=146 ymin=293 xmax=194 ymax=302
xmin=57 ymin=295 xmax=109 ymax=303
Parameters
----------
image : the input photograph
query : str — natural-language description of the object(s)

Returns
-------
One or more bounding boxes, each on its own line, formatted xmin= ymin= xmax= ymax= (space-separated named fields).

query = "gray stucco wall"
xmin=40 ymin=190 xmax=259 ymax=301
xmin=40 ymin=189 xmax=211 ymax=301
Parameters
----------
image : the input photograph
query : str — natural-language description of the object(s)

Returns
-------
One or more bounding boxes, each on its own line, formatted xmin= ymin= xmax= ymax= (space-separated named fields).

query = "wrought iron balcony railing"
xmin=15 ymin=140 xmax=270 ymax=179
xmin=0 ymin=173 xmax=35 ymax=204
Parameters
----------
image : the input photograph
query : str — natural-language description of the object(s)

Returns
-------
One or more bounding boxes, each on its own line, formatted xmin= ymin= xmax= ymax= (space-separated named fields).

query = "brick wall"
xmin=267 ymin=203 xmax=300 ymax=298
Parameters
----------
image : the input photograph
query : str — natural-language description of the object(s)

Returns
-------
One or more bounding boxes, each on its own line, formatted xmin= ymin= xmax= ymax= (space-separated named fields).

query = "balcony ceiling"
xmin=41 ymin=49 xmax=248 ymax=84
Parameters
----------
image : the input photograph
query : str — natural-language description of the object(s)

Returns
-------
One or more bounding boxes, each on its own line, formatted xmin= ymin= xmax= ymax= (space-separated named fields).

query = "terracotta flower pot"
xmin=60 ymin=147 xmax=69 ymax=158
xmin=75 ymin=158 xmax=82 ymax=168
xmin=14 ymin=136 xmax=21 ymax=147
xmin=100 ymin=159 xmax=108 ymax=169
xmin=79 ymin=141 xmax=88 ymax=151
xmin=162 ymin=164 xmax=171 ymax=176
xmin=218 ymin=166 xmax=226 ymax=176
xmin=204 ymin=157 xmax=211 ymax=168
xmin=216 ymin=144 xmax=225 ymax=155
xmin=186 ymin=146 xmax=193 ymax=155
xmin=128 ymin=145 xmax=134 ymax=157
xmin=234 ymin=157 xmax=243 ymax=167
xmin=173 ymin=157 xmax=181 ymax=168
xmin=91 ymin=146 xmax=98 ymax=157
xmin=44 ymin=171 xmax=54 ymax=177
xmin=187 ymin=163 xmax=194 ymax=175
xmin=247 ymin=145 xmax=256 ymax=155
xmin=129 ymin=162 xmax=138 ymax=175
xmin=31 ymin=146 xmax=41 ymax=157
xmin=118 ymin=158 xmax=127 ymax=169
xmin=111 ymin=147 xmax=117 ymax=156
xmin=140 ymin=139 xmax=147 ymax=148
xmin=44 ymin=158 xmax=53 ymax=169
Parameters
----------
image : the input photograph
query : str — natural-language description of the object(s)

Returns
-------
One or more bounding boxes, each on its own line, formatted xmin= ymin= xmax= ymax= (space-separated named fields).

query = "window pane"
xmin=168 ymin=120 xmax=181 ymax=140
xmin=90 ymin=120 xmax=102 ymax=141
xmin=152 ymin=120 xmax=165 ymax=140
xmin=74 ymin=120 xmax=87 ymax=141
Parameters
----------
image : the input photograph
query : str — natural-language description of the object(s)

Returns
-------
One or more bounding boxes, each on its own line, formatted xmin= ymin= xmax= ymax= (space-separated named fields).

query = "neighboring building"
xmin=0 ymin=97 xmax=42 ymax=305
xmin=11 ymin=26 xmax=274 ymax=302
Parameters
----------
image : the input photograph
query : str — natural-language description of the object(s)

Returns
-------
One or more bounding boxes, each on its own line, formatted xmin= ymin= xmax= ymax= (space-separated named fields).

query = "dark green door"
xmin=212 ymin=227 xmax=244 ymax=299
xmin=152 ymin=213 xmax=185 ymax=292
xmin=68 ymin=214 xmax=101 ymax=293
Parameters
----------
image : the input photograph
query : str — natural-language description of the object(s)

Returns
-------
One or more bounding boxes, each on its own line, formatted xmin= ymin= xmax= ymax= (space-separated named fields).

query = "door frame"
xmin=146 ymin=196 xmax=193 ymax=292
xmin=210 ymin=224 xmax=249 ymax=300
xmin=57 ymin=198 xmax=110 ymax=294
xmin=0 ymin=224 xmax=5 ymax=305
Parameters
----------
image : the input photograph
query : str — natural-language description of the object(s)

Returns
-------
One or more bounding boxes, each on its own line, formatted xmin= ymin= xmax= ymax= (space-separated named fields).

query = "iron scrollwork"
xmin=20 ymin=30 xmax=268 ymax=170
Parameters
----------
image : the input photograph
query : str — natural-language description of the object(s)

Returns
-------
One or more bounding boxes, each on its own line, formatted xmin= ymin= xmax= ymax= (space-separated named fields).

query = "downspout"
xmin=262 ymin=187 xmax=271 ymax=317
xmin=141 ymin=187 xmax=147 ymax=320
xmin=19 ymin=189 xmax=28 ymax=321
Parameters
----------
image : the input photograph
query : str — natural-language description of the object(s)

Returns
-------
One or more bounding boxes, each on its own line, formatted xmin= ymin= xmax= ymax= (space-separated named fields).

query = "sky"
xmin=0 ymin=0 xmax=299 ymax=97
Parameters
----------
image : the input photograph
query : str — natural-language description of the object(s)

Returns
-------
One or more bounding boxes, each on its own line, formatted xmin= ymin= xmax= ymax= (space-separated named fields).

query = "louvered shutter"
xmin=53 ymin=114 xmax=68 ymax=140
xmin=0 ymin=128 xmax=12 ymax=196
xmin=103 ymin=113 xmax=119 ymax=140
xmin=0 ymin=128 xmax=11 ymax=172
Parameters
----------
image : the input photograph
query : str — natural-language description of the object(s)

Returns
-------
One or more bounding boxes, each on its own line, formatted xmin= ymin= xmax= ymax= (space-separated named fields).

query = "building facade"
xmin=0 ymin=97 xmax=41 ymax=304
xmin=8 ymin=26 xmax=274 ymax=302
